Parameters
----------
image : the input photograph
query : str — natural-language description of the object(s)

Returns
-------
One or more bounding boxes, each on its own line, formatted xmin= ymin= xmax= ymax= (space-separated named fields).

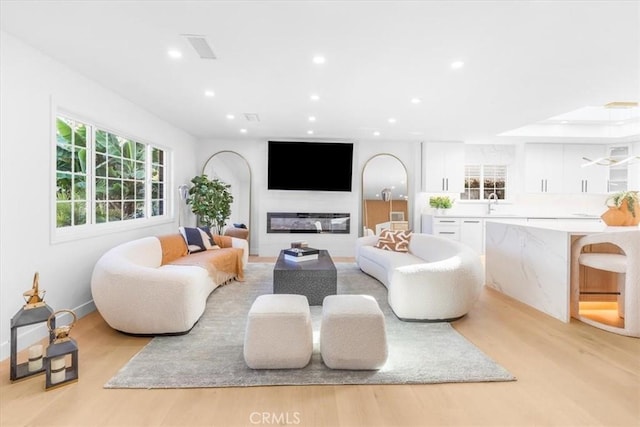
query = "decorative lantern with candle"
xmin=44 ymin=309 xmax=78 ymax=390
xmin=9 ymin=273 xmax=55 ymax=381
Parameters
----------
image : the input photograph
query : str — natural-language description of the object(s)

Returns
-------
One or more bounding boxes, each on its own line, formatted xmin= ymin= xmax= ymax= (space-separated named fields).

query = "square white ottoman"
xmin=320 ymin=294 xmax=388 ymax=370
xmin=243 ymin=294 xmax=313 ymax=369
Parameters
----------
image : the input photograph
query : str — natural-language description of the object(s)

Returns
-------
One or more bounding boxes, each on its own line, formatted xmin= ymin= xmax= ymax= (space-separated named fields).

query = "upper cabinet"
xmin=422 ymin=142 xmax=464 ymax=193
xmin=525 ymin=143 xmax=608 ymax=194
xmin=524 ymin=143 xmax=564 ymax=193
xmin=563 ymin=144 xmax=608 ymax=194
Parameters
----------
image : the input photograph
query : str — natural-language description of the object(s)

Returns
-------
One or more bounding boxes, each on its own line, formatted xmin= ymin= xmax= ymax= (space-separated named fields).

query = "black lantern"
xmin=9 ymin=273 xmax=55 ymax=382
xmin=44 ymin=310 xmax=78 ymax=390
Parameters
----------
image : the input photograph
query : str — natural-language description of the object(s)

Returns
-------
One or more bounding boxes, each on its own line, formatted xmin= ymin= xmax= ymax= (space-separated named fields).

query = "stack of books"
xmin=290 ymin=240 xmax=309 ymax=249
xmin=283 ymin=247 xmax=320 ymax=262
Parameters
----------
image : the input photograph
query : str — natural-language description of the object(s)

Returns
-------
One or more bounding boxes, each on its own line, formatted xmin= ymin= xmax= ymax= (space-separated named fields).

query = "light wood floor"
xmin=1 ymin=258 xmax=639 ymax=427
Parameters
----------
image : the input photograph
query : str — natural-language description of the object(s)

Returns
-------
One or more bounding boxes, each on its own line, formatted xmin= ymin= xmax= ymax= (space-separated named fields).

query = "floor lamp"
xmin=381 ymin=187 xmax=392 ymax=222
xmin=178 ymin=184 xmax=189 ymax=227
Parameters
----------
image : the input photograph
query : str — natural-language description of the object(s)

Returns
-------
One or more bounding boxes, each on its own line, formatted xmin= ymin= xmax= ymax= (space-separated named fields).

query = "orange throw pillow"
xmin=374 ymin=230 xmax=412 ymax=252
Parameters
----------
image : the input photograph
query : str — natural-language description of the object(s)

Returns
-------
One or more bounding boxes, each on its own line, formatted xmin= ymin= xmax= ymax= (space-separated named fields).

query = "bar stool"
xmin=571 ymin=230 xmax=639 ymax=337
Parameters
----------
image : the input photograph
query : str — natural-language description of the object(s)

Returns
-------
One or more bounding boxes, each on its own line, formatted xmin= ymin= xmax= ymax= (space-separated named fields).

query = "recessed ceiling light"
xmin=561 ymin=120 xmax=569 ymax=124
xmin=226 ymin=114 xmax=235 ymax=120
xmin=308 ymin=116 xmax=316 ymax=122
xmin=307 ymin=130 xmax=314 ymax=135
xmin=310 ymin=94 xmax=320 ymax=101
xmin=615 ymin=121 xmax=625 ymax=125
xmin=373 ymin=131 xmax=380 ymax=136
xmin=388 ymin=118 xmax=397 ymax=124
xmin=167 ymin=49 xmax=182 ymax=59
xmin=451 ymin=61 xmax=465 ymax=69
xmin=204 ymin=90 xmax=215 ymax=97
xmin=411 ymin=97 xmax=422 ymax=104
xmin=312 ymin=55 xmax=326 ymax=64
xmin=240 ymin=128 xmax=247 ymax=134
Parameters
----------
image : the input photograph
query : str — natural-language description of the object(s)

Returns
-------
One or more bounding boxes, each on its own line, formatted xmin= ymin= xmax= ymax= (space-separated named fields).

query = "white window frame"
xmin=52 ymin=109 xmax=173 ymax=243
xmin=460 ymin=164 xmax=508 ymax=201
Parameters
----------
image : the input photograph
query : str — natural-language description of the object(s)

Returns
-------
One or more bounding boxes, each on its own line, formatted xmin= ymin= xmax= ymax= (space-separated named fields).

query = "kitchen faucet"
xmin=487 ymin=192 xmax=499 ymax=214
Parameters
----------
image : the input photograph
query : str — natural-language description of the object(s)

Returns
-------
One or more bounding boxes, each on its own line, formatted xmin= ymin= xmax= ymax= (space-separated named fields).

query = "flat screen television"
xmin=267 ymin=141 xmax=354 ymax=192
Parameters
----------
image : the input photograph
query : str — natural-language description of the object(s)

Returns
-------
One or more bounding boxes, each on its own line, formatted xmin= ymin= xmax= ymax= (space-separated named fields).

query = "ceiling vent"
xmin=244 ymin=113 xmax=260 ymax=122
xmin=182 ymin=34 xmax=217 ymax=59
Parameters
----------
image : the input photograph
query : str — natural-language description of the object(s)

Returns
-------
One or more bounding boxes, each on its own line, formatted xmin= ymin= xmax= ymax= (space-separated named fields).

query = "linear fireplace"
xmin=267 ymin=212 xmax=350 ymax=234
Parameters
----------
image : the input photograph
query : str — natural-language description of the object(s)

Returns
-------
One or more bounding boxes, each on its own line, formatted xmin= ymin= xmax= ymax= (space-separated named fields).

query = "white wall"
xmin=0 ymin=32 xmax=199 ymax=360
xmin=197 ymin=139 xmax=420 ymax=257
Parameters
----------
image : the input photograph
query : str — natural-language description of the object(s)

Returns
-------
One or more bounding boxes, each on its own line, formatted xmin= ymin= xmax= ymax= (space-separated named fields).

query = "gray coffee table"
xmin=273 ymin=249 xmax=337 ymax=305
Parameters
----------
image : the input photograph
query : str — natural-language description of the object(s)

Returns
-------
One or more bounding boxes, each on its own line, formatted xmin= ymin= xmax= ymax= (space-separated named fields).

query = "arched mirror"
xmin=362 ymin=154 xmax=408 ymax=236
xmin=202 ymin=151 xmax=251 ymax=237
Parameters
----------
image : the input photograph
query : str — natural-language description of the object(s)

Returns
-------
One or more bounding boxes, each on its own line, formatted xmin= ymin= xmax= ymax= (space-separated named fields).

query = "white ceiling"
xmin=1 ymin=0 xmax=639 ymax=144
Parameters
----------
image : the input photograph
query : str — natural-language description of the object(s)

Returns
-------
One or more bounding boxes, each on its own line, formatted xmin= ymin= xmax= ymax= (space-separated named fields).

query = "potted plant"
xmin=186 ymin=174 xmax=234 ymax=234
xmin=602 ymin=190 xmax=640 ymax=226
xmin=429 ymin=196 xmax=453 ymax=214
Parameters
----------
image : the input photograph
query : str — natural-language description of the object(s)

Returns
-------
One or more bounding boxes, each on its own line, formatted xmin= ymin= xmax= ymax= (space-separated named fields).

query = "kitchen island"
xmin=484 ymin=219 xmax=635 ymax=323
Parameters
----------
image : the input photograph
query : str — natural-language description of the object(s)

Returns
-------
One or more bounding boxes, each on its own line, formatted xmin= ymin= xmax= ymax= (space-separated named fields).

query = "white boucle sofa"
xmin=91 ymin=234 xmax=248 ymax=335
xmin=355 ymin=233 xmax=484 ymax=321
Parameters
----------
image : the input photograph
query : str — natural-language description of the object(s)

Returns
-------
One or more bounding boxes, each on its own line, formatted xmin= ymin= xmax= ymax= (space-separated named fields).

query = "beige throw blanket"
xmin=159 ymin=233 xmax=245 ymax=283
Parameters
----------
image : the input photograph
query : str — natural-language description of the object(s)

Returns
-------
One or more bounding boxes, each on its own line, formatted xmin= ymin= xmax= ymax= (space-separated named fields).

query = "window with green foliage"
xmin=56 ymin=117 xmax=88 ymax=227
xmin=460 ymin=165 xmax=507 ymax=200
xmin=55 ymin=115 xmax=167 ymax=230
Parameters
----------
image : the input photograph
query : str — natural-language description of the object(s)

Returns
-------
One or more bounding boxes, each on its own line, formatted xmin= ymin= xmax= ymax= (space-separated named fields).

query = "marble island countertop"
xmin=483 ymin=218 xmax=638 ymax=233
xmin=484 ymin=219 xmax=638 ymax=324
xmin=428 ymin=212 xmax=603 ymax=220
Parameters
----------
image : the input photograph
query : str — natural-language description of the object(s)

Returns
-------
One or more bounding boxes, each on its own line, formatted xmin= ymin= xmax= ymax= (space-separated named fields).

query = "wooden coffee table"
xmin=273 ymin=249 xmax=337 ymax=305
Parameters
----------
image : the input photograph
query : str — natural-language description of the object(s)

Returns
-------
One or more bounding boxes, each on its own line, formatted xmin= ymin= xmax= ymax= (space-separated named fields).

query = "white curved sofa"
xmin=91 ymin=234 xmax=248 ymax=335
xmin=355 ymin=233 xmax=484 ymax=321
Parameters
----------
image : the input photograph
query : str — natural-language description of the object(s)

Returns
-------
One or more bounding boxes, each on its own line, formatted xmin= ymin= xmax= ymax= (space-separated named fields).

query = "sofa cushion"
xmin=167 ymin=247 xmax=245 ymax=282
xmin=374 ymin=229 xmax=412 ymax=252
xmin=359 ymin=245 xmax=424 ymax=272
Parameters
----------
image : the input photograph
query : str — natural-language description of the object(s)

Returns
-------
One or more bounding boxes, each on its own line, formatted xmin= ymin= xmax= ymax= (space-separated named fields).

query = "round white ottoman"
xmin=320 ymin=294 xmax=388 ymax=370
xmin=243 ymin=294 xmax=313 ymax=369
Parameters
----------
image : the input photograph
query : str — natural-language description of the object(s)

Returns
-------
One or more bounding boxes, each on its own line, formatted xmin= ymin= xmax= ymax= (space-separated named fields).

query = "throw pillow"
xmin=374 ymin=229 xmax=412 ymax=252
xmin=178 ymin=226 xmax=206 ymax=253
xmin=197 ymin=226 xmax=217 ymax=250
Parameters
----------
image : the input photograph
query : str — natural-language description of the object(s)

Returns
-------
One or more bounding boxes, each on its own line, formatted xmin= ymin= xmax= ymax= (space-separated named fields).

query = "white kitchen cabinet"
xmin=460 ymin=219 xmax=483 ymax=254
xmin=563 ymin=144 xmax=608 ymax=194
xmin=524 ymin=143 xmax=564 ymax=193
xmin=422 ymin=215 xmax=484 ymax=254
xmin=431 ymin=217 xmax=460 ymax=240
xmin=422 ymin=142 xmax=465 ymax=192
xmin=525 ymin=143 xmax=608 ymax=194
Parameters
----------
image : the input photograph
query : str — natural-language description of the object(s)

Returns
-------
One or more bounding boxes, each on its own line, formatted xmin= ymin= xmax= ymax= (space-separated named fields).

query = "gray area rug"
xmin=105 ymin=263 xmax=515 ymax=388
